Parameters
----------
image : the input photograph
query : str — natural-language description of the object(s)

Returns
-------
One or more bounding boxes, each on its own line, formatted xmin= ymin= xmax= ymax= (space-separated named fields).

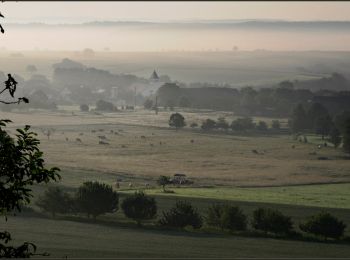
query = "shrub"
xmin=75 ymin=181 xmax=118 ymax=220
xmin=300 ymin=212 xmax=346 ymax=240
xmin=252 ymin=208 xmax=293 ymax=235
xmin=80 ymin=104 xmax=89 ymax=112
xmin=169 ymin=113 xmax=186 ymax=130
xmin=216 ymin=117 xmax=229 ymax=130
xmin=206 ymin=203 xmax=247 ymax=231
xmin=190 ymin=122 xmax=198 ymax=128
xmin=36 ymin=187 xmax=72 ymax=217
xmin=201 ymin=119 xmax=216 ymax=130
xmin=121 ymin=191 xmax=157 ymax=226
xmin=256 ymin=121 xmax=268 ymax=131
xmin=231 ymin=117 xmax=255 ymax=131
xmin=96 ymin=99 xmax=117 ymax=112
xmin=159 ymin=200 xmax=202 ymax=229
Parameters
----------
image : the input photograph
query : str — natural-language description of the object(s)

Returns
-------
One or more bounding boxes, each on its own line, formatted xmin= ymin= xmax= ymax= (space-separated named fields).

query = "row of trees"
xmin=168 ymin=113 xmax=280 ymax=132
xmin=290 ymin=103 xmax=350 ymax=152
xmin=36 ymin=183 xmax=347 ymax=241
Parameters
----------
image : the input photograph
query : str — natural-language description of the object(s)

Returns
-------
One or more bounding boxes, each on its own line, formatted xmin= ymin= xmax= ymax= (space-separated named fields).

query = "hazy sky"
xmin=2 ymin=1 xmax=350 ymax=23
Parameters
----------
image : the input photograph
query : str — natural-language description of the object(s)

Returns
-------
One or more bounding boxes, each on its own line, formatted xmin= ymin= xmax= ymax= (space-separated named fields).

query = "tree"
xmin=80 ymin=104 xmax=89 ymax=112
xmin=334 ymin=110 xmax=350 ymax=134
xmin=216 ymin=117 xmax=229 ymax=130
xmin=271 ymin=120 xmax=280 ymax=130
xmin=96 ymin=99 xmax=117 ymax=112
xmin=343 ymin=119 xmax=350 ymax=153
xmin=169 ymin=113 xmax=186 ymax=130
xmin=0 ymin=121 xmax=60 ymax=257
xmin=36 ymin=187 xmax=72 ymax=218
xmin=178 ymin=96 xmax=190 ymax=108
xmin=307 ymin=102 xmax=329 ymax=129
xmin=231 ymin=117 xmax=255 ymax=131
xmin=290 ymin=104 xmax=308 ymax=133
xmin=156 ymin=175 xmax=171 ymax=192
xmin=256 ymin=121 xmax=268 ymax=131
xmin=314 ymin=115 xmax=333 ymax=139
xmin=75 ymin=181 xmax=118 ymax=221
xmin=329 ymin=126 xmax=342 ymax=148
xmin=0 ymin=13 xmax=59 ymax=258
xmin=143 ymin=99 xmax=153 ymax=110
xmin=206 ymin=203 xmax=247 ymax=231
xmin=201 ymin=118 xmax=216 ymax=130
xmin=252 ymin=208 xmax=293 ymax=235
xmin=300 ymin=212 xmax=346 ymax=240
xmin=159 ymin=200 xmax=202 ymax=229
xmin=121 ymin=191 xmax=157 ymax=226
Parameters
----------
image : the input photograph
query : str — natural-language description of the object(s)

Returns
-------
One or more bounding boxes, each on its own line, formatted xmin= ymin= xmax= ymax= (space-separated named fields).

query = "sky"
xmin=2 ymin=1 xmax=350 ymax=24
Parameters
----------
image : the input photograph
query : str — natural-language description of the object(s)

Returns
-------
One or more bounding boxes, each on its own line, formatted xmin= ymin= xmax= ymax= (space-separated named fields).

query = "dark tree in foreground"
xmin=201 ymin=118 xmax=216 ymax=130
xmin=290 ymin=104 xmax=307 ymax=133
xmin=75 ymin=181 xmax=118 ymax=220
xmin=169 ymin=113 xmax=186 ymax=130
xmin=252 ymin=208 xmax=293 ymax=235
xmin=121 ymin=191 xmax=157 ymax=226
xmin=0 ymin=121 xmax=60 ymax=257
xmin=159 ymin=200 xmax=202 ymax=229
xmin=206 ymin=203 xmax=247 ymax=231
xmin=156 ymin=175 xmax=171 ymax=192
xmin=300 ymin=212 xmax=346 ymax=240
xmin=36 ymin=187 xmax=72 ymax=218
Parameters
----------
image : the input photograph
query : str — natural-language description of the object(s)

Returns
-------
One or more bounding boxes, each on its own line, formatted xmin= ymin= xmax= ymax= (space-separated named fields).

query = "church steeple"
xmin=150 ymin=70 xmax=159 ymax=81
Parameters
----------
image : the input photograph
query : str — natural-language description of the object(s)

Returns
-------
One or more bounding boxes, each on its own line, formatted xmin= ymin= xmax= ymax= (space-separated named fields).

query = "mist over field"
xmin=2 ymin=20 xmax=350 ymax=51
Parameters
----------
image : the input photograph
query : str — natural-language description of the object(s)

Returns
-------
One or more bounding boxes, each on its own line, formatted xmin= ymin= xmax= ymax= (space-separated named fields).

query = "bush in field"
xmin=256 ymin=121 xmax=268 ymax=131
xmin=156 ymin=175 xmax=171 ymax=192
xmin=216 ymin=117 xmax=229 ymax=130
xmin=231 ymin=117 xmax=255 ymax=131
xmin=80 ymin=104 xmax=89 ymax=112
xmin=201 ymin=118 xmax=216 ymax=130
xmin=75 ymin=181 xmax=118 ymax=220
xmin=299 ymin=212 xmax=346 ymax=240
xmin=206 ymin=203 xmax=247 ymax=231
xmin=96 ymin=99 xmax=117 ymax=112
xmin=169 ymin=113 xmax=186 ymax=130
xmin=159 ymin=200 xmax=202 ymax=229
xmin=121 ymin=191 xmax=157 ymax=226
xmin=343 ymin=119 xmax=350 ymax=153
xmin=252 ymin=208 xmax=293 ymax=235
xmin=36 ymin=187 xmax=72 ymax=217
xmin=271 ymin=120 xmax=281 ymax=129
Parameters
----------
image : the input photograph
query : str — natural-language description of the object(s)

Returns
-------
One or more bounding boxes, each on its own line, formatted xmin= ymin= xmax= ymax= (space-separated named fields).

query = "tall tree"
xmin=290 ymin=104 xmax=308 ymax=133
xmin=329 ymin=126 xmax=342 ymax=148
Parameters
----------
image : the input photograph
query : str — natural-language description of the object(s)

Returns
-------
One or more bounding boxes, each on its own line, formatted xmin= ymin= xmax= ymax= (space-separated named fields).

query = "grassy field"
xmin=2 ymin=109 xmax=349 ymax=188
xmin=2 ymin=108 xmax=350 ymax=258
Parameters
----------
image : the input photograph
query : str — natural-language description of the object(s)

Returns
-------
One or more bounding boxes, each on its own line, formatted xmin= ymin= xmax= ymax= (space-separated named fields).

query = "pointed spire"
xmin=150 ymin=70 xmax=159 ymax=81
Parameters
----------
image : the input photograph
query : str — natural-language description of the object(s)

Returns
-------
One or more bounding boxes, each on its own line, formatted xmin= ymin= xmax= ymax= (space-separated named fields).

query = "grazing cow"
xmin=99 ymin=140 xmax=109 ymax=145
xmin=114 ymin=132 xmax=119 ymax=135
xmin=159 ymin=141 xmax=162 ymax=145
xmin=152 ymin=133 xmax=155 ymax=135
xmin=291 ymin=145 xmax=295 ymax=149
xmin=252 ymin=149 xmax=258 ymax=154
xmin=121 ymin=145 xmax=127 ymax=148
xmin=150 ymin=143 xmax=154 ymax=147
xmin=99 ymin=129 xmax=104 ymax=132
xmin=145 ymin=183 xmax=150 ymax=188
xmin=128 ymin=183 xmax=133 ymax=188
xmin=76 ymin=138 xmax=82 ymax=143
xmin=98 ymin=135 xmax=107 ymax=140
xmin=190 ymin=139 xmax=194 ymax=143
xmin=79 ymin=133 xmax=84 ymax=136
xmin=91 ymin=130 xmax=96 ymax=133
xmin=110 ymin=130 xmax=114 ymax=133
xmin=141 ymin=135 xmax=146 ymax=139
xmin=65 ymin=137 xmax=69 ymax=142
